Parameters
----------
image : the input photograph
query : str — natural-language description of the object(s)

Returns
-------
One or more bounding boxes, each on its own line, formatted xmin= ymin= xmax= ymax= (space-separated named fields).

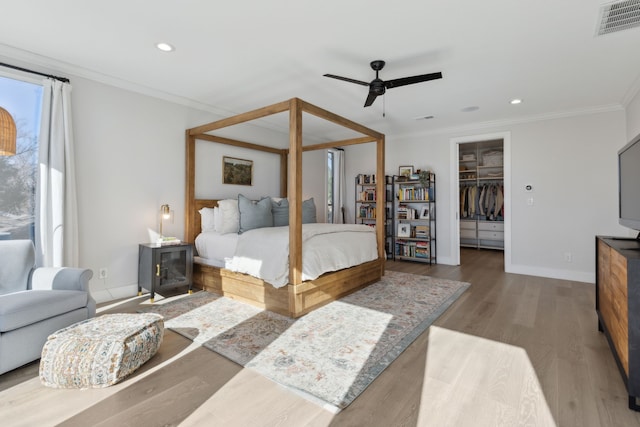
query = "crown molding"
xmin=391 ymin=103 xmax=625 ymax=139
xmin=0 ymin=43 xmax=233 ymax=116
xmin=0 ymin=43 xmax=302 ymax=143
xmin=0 ymin=43 xmax=630 ymax=145
xmin=621 ymin=71 xmax=640 ymax=107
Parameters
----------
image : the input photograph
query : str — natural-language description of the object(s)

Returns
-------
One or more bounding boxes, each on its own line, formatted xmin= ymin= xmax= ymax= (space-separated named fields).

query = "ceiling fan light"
xmin=461 ymin=106 xmax=479 ymax=112
xmin=156 ymin=42 xmax=175 ymax=52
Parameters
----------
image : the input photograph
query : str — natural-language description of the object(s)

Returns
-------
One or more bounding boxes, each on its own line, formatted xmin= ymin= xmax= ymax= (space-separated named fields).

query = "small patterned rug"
xmin=141 ymin=270 xmax=469 ymax=411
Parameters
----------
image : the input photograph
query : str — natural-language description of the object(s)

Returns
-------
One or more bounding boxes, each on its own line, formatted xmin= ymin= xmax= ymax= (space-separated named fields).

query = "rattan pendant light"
xmin=0 ymin=106 xmax=17 ymax=156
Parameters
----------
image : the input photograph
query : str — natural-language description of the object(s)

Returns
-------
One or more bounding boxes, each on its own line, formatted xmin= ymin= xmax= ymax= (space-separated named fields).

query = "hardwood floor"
xmin=2 ymin=248 xmax=639 ymax=426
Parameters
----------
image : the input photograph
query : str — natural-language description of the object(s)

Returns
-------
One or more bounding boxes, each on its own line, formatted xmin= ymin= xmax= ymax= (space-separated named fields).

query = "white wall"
xmin=504 ymin=111 xmax=628 ymax=281
xmin=71 ymin=77 xmax=215 ymax=301
xmin=347 ymin=110 xmax=628 ymax=283
xmin=194 ymin=141 xmax=281 ymax=200
xmin=627 ymin=88 xmax=640 ymax=141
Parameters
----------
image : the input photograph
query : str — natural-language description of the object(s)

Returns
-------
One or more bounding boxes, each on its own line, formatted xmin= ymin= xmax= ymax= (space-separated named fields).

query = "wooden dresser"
xmin=596 ymin=236 xmax=640 ymax=410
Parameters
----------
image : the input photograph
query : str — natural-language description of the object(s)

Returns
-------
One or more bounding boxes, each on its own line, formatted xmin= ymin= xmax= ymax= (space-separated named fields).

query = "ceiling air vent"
xmin=597 ymin=0 xmax=640 ymax=35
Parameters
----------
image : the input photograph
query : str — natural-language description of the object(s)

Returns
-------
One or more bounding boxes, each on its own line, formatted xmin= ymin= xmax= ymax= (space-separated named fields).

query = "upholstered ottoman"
xmin=39 ymin=313 xmax=164 ymax=388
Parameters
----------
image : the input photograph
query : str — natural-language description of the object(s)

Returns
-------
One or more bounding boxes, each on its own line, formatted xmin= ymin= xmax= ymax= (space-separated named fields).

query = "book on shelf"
xmin=358 ymin=205 xmax=376 ymax=219
xmin=396 ymin=204 xmax=417 ymax=220
xmin=397 ymin=186 xmax=428 ymax=201
xmin=415 ymin=225 xmax=429 ymax=238
xmin=358 ymin=189 xmax=376 ymax=201
xmin=415 ymin=247 xmax=429 ymax=258
xmin=357 ymin=174 xmax=376 ymax=185
xmin=395 ymin=240 xmax=430 ymax=259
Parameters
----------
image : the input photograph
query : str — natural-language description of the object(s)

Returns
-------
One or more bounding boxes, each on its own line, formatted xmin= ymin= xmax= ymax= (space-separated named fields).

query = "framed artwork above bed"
xmin=223 ymin=156 xmax=253 ymax=185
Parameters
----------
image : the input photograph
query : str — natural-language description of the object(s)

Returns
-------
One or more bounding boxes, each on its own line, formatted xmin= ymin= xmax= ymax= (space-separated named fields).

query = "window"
xmin=327 ymin=148 xmax=345 ymax=224
xmin=0 ymin=75 xmax=43 ymax=241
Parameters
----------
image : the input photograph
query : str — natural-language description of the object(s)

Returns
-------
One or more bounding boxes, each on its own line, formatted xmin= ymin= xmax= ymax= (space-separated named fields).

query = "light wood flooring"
xmin=2 ymin=248 xmax=640 ymax=426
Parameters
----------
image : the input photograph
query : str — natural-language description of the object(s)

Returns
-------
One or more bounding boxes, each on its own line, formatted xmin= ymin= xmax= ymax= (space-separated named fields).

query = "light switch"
xmin=527 ymin=197 xmax=534 ymax=206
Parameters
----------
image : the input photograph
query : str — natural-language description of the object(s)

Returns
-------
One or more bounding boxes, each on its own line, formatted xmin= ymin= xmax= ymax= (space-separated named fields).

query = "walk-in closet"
xmin=458 ymin=139 xmax=504 ymax=251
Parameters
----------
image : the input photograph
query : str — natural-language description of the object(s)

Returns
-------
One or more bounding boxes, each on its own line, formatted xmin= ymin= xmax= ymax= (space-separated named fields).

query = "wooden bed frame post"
xmin=376 ymin=135 xmax=386 ymax=264
xmin=280 ymin=152 xmax=288 ymax=198
xmin=289 ymin=98 xmax=303 ymax=313
xmin=185 ymin=130 xmax=196 ymax=241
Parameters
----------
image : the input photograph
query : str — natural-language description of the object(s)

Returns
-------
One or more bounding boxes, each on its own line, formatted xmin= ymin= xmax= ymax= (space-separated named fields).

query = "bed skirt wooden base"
xmin=192 ymin=258 xmax=385 ymax=318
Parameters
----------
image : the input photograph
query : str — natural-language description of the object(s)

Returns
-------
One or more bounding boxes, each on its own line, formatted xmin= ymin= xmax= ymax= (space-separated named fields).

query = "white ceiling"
xmin=1 ymin=0 xmax=639 ymax=143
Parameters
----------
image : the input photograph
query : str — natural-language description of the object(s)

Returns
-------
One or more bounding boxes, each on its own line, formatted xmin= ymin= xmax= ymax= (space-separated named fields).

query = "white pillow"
xmin=199 ymin=207 xmax=216 ymax=232
xmin=217 ymin=199 xmax=240 ymax=234
xmin=213 ymin=206 xmax=223 ymax=232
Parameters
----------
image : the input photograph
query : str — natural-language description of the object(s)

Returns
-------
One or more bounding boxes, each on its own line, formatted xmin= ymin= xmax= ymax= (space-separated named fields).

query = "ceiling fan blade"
xmin=323 ymin=74 xmax=370 ymax=86
xmin=385 ymin=72 xmax=443 ymax=89
xmin=364 ymin=91 xmax=378 ymax=107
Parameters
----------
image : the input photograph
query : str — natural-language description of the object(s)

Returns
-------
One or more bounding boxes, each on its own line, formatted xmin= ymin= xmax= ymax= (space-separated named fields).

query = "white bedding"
xmin=196 ymin=224 xmax=378 ymax=288
xmin=194 ymin=231 xmax=239 ymax=267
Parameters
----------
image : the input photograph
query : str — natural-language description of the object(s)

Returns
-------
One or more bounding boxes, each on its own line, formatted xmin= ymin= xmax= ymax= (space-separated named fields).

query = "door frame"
xmin=449 ymin=131 xmax=512 ymax=270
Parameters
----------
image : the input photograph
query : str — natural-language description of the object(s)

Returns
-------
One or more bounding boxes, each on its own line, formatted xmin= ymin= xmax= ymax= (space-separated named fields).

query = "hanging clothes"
xmin=468 ymin=185 xmax=477 ymax=218
xmin=478 ymin=185 xmax=486 ymax=216
xmin=495 ymin=185 xmax=504 ymax=220
xmin=460 ymin=186 xmax=467 ymax=217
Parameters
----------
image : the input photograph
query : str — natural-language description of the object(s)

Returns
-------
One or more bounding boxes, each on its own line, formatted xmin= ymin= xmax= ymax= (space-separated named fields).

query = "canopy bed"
xmin=185 ymin=98 xmax=386 ymax=317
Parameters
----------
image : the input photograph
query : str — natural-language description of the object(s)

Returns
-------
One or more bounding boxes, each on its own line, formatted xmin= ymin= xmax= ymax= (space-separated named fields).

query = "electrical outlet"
xmin=99 ymin=268 xmax=108 ymax=279
xmin=564 ymin=252 xmax=572 ymax=263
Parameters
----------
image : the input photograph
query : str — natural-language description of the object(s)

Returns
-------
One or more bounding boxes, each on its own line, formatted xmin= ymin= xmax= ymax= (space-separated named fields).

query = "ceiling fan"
xmin=324 ymin=60 xmax=443 ymax=107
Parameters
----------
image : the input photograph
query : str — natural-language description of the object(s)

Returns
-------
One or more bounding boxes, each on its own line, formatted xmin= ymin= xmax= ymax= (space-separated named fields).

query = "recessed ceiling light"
xmin=461 ymin=106 xmax=479 ymax=112
xmin=156 ymin=42 xmax=175 ymax=52
xmin=510 ymin=98 xmax=522 ymax=105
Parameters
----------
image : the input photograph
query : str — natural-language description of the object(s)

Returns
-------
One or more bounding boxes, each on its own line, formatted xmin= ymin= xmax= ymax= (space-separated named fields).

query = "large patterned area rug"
xmin=141 ymin=270 xmax=469 ymax=412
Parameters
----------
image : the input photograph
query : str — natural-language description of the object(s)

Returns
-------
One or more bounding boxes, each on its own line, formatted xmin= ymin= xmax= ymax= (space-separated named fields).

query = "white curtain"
xmin=35 ymin=79 xmax=79 ymax=267
xmin=331 ymin=149 xmax=346 ymax=224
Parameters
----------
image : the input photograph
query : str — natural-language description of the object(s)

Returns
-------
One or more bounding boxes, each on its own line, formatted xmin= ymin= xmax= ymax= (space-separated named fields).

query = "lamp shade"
xmin=0 ymin=106 xmax=17 ymax=156
xmin=161 ymin=204 xmax=171 ymax=219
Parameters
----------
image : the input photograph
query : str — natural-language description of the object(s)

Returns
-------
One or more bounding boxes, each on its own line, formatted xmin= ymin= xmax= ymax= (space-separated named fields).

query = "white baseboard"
xmin=418 ymin=255 xmax=594 ymax=284
xmin=91 ymin=284 xmax=139 ymax=304
xmin=506 ymin=264 xmax=595 ymax=284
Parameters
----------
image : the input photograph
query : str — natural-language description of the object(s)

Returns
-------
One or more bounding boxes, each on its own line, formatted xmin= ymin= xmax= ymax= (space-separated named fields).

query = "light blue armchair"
xmin=0 ymin=240 xmax=95 ymax=375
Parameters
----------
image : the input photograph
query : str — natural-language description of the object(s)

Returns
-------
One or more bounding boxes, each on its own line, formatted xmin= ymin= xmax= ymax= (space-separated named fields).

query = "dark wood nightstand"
xmin=138 ymin=242 xmax=193 ymax=302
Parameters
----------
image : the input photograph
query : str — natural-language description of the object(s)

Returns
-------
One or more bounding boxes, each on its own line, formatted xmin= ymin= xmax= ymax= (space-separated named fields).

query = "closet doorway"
xmin=449 ymin=132 xmax=511 ymax=270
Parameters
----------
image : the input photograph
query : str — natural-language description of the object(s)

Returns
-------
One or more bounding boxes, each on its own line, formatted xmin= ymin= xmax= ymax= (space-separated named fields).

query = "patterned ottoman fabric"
xmin=39 ymin=313 xmax=164 ymax=389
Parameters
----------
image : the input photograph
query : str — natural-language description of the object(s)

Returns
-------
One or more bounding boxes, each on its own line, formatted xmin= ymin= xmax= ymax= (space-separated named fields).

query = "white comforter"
xmin=224 ymin=223 xmax=378 ymax=288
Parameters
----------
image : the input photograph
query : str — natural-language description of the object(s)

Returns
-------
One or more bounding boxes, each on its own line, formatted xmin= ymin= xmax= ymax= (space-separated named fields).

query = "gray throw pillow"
xmin=272 ymin=198 xmax=289 ymax=227
xmin=302 ymin=198 xmax=317 ymax=224
xmin=271 ymin=198 xmax=317 ymax=225
xmin=238 ymin=195 xmax=273 ymax=234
